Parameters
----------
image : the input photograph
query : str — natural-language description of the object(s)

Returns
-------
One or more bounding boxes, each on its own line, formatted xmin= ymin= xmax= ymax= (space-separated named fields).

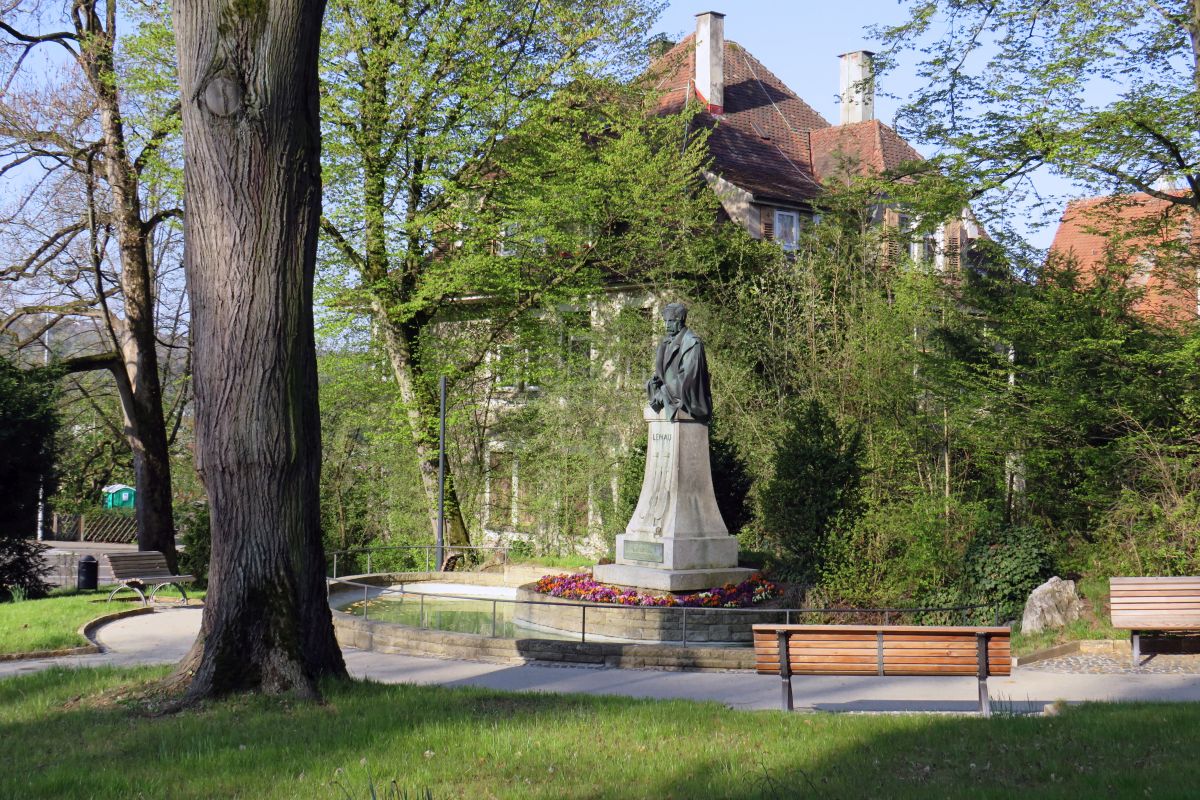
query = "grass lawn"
xmin=2 ymin=667 xmax=1198 ymax=799
xmin=0 ymin=587 xmax=198 ymax=655
xmin=521 ymin=555 xmax=594 ymax=570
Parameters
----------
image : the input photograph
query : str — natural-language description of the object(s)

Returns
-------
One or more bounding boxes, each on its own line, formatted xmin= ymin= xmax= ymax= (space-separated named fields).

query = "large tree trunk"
xmin=170 ymin=0 xmax=346 ymax=699
xmin=107 ymin=346 xmax=177 ymax=569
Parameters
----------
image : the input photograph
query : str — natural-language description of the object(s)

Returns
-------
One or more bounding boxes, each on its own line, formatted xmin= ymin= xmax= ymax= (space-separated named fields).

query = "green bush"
xmin=761 ymin=399 xmax=865 ymax=581
xmin=709 ymin=422 xmax=753 ymax=535
xmin=507 ymin=539 xmax=535 ymax=560
xmin=0 ymin=536 xmax=50 ymax=601
xmin=614 ymin=432 xmax=646 ymax=536
xmin=176 ymin=503 xmax=211 ymax=587
xmin=819 ymin=496 xmax=992 ymax=610
xmin=960 ymin=525 xmax=1054 ymax=623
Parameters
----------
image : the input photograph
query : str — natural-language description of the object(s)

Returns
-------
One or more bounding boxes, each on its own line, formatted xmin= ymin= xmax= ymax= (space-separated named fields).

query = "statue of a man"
xmin=646 ymin=302 xmax=712 ymax=424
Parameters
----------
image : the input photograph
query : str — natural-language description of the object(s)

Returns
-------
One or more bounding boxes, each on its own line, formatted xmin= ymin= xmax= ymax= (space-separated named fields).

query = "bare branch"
xmin=142 ymin=207 xmax=181 ymax=234
xmin=58 ymin=349 xmax=120 ymax=373
xmin=320 ymin=216 xmax=366 ymax=268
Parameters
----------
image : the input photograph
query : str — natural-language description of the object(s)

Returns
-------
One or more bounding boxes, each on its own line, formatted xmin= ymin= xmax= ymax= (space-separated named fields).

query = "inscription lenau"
xmin=624 ymin=540 xmax=664 ymax=563
xmin=652 ymin=433 xmax=672 ymax=442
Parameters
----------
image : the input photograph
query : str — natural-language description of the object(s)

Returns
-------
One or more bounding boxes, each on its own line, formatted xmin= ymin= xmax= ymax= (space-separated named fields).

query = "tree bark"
xmin=170 ymin=0 xmax=346 ymax=699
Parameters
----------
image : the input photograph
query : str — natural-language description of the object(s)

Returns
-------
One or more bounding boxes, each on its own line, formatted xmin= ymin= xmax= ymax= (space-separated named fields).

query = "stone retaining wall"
xmin=510 ymin=587 xmax=785 ymax=644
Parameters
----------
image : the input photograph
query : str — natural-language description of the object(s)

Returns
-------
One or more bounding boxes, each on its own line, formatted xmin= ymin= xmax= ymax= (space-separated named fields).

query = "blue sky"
xmin=652 ymin=2 xmax=1071 ymax=249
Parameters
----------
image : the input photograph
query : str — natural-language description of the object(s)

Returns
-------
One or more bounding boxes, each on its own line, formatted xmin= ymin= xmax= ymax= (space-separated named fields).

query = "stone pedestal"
xmin=593 ymin=407 xmax=753 ymax=592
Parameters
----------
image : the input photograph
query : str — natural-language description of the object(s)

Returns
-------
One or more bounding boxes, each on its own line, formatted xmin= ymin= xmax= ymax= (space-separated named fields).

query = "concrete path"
xmin=4 ymin=607 xmax=1200 ymax=714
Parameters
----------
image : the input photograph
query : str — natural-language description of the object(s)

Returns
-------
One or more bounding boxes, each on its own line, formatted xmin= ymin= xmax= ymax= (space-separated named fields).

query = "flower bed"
xmin=534 ymin=572 xmax=776 ymax=608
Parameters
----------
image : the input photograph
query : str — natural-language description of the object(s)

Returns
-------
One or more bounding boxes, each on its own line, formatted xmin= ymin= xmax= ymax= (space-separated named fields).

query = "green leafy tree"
xmin=0 ymin=357 xmax=57 ymax=597
xmin=760 ymin=398 xmax=866 ymax=581
xmin=317 ymin=0 xmax=706 ymax=547
xmin=878 ymin=1 xmax=1200 ymax=233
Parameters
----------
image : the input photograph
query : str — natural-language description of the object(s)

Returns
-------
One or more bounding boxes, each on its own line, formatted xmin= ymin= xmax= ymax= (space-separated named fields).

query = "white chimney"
xmin=839 ymin=50 xmax=875 ymax=125
xmin=695 ymin=11 xmax=725 ymax=114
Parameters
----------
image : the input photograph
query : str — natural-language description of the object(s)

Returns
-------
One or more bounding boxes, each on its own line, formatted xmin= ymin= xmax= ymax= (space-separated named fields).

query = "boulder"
xmin=1021 ymin=576 xmax=1083 ymax=635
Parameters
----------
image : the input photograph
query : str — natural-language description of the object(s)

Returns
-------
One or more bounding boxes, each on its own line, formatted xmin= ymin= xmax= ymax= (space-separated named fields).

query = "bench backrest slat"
xmin=105 ymin=552 xmax=177 ymax=580
xmin=1110 ymin=577 xmax=1200 ymax=630
xmin=752 ymin=625 xmax=1010 ymax=677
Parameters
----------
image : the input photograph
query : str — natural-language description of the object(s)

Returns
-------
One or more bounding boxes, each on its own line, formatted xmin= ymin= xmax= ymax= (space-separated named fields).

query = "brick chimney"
xmin=695 ymin=11 xmax=725 ymax=114
xmin=839 ymin=50 xmax=875 ymax=125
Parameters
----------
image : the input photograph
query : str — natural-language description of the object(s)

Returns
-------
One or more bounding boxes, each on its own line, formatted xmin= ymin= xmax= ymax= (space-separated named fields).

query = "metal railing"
xmin=327 ymin=576 xmax=1000 ymax=648
xmin=327 ymin=545 xmax=510 ymax=578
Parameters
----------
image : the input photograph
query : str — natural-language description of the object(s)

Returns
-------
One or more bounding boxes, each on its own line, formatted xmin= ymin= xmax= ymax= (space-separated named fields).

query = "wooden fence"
xmin=48 ymin=511 xmax=138 ymax=544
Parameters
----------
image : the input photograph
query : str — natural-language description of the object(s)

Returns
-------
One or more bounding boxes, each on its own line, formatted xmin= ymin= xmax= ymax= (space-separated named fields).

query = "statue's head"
xmin=663 ymin=303 xmax=687 ymax=336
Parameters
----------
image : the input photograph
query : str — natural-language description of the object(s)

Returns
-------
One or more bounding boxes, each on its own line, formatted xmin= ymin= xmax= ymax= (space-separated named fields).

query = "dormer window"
xmin=774 ymin=209 xmax=800 ymax=251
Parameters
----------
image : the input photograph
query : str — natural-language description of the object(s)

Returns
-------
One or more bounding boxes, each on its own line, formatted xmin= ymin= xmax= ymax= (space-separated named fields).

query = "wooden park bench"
xmin=1110 ymin=576 xmax=1200 ymax=667
xmin=105 ymin=551 xmax=194 ymax=606
xmin=753 ymin=624 xmax=1011 ymax=716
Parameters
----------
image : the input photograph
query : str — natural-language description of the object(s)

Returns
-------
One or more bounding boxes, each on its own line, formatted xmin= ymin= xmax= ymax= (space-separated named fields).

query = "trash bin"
xmin=77 ymin=555 xmax=98 ymax=591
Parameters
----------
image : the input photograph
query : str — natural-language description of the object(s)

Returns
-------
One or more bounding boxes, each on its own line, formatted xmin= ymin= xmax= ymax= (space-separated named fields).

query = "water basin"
xmin=335 ymin=582 xmax=578 ymax=640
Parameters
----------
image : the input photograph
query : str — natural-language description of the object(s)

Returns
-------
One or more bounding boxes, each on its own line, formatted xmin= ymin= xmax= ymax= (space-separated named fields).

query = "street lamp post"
xmin=436 ymin=375 xmax=446 ymax=571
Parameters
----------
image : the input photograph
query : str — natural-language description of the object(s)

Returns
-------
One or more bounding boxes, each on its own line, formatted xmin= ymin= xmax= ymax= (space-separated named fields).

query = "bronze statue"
xmin=646 ymin=302 xmax=712 ymax=424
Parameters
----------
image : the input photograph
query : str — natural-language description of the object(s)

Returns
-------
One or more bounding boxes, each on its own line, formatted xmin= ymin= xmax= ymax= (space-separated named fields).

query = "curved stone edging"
xmin=328 ymin=572 xmax=757 ymax=671
xmin=0 ymin=605 xmax=156 ymax=662
xmin=511 ymin=586 xmax=783 ymax=644
xmin=1015 ymin=639 xmax=1129 ymax=666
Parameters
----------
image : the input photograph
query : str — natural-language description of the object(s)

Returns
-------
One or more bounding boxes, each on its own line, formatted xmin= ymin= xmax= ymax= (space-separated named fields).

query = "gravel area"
xmin=1021 ymin=653 xmax=1200 ymax=674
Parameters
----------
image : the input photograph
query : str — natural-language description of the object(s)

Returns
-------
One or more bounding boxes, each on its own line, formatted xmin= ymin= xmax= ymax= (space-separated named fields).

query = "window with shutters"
xmin=945 ymin=234 xmax=961 ymax=272
xmin=760 ymin=206 xmax=774 ymax=240
xmin=774 ymin=210 xmax=800 ymax=251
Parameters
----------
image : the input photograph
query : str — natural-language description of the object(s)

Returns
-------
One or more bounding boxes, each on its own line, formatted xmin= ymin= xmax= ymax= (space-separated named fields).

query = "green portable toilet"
xmin=101 ymin=483 xmax=136 ymax=509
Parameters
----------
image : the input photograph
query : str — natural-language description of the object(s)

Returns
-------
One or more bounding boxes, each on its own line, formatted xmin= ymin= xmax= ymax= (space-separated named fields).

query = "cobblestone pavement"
xmin=1021 ymin=653 xmax=1200 ymax=674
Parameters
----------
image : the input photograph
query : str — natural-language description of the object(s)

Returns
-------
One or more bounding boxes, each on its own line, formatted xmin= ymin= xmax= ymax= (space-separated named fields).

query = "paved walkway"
xmin=1022 ymin=652 xmax=1200 ymax=674
xmin=4 ymin=607 xmax=1200 ymax=714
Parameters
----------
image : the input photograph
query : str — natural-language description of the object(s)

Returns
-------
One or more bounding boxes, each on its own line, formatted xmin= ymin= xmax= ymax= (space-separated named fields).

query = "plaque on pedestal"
xmin=593 ymin=408 xmax=752 ymax=592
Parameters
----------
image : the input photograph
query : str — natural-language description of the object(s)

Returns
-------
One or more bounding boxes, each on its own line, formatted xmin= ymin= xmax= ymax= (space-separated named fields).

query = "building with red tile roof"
xmin=646 ymin=12 xmax=974 ymax=264
xmin=1049 ymin=193 xmax=1198 ymax=325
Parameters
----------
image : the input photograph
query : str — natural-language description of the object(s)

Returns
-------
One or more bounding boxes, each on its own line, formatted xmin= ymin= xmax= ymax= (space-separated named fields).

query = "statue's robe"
xmin=648 ymin=327 xmax=712 ymax=424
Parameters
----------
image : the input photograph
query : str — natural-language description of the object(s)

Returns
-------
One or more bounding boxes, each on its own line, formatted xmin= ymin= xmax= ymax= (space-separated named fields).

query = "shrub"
xmin=614 ymin=432 xmax=646 ymax=536
xmin=507 ymin=539 xmax=535 ymax=561
xmin=819 ymin=496 xmax=992 ymax=609
xmin=176 ymin=502 xmax=211 ymax=587
xmin=0 ymin=536 xmax=50 ymax=601
xmin=760 ymin=399 xmax=865 ymax=581
xmin=960 ymin=525 xmax=1054 ymax=623
xmin=710 ymin=422 xmax=753 ymax=535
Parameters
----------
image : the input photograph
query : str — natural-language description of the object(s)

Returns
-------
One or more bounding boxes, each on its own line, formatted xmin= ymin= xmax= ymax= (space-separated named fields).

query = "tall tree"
xmin=877 ymin=1 xmax=1200 ymax=230
xmin=170 ymin=0 xmax=345 ymax=699
xmin=318 ymin=0 xmax=664 ymax=548
xmin=0 ymin=0 xmax=183 ymax=567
